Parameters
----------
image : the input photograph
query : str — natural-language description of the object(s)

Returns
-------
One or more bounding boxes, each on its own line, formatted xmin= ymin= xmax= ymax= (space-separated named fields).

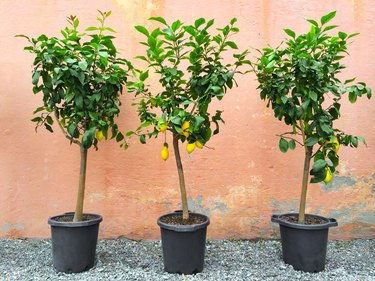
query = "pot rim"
xmin=271 ymin=213 xmax=338 ymax=230
xmin=157 ymin=211 xmax=210 ymax=232
xmin=48 ymin=212 xmax=103 ymax=228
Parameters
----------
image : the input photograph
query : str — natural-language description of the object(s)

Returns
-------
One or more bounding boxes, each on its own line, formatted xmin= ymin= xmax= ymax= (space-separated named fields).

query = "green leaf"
xmin=75 ymin=95 xmax=83 ymax=108
xmin=139 ymin=70 xmax=149 ymax=82
xmin=183 ymin=26 xmax=196 ymax=36
xmin=116 ymin=132 xmax=124 ymax=142
xmin=149 ymin=17 xmax=167 ymax=25
xmin=265 ymin=60 xmax=275 ymax=69
xmin=349 ymin=91 xmax=357 ymax=103
xmin=309 ymin=91 xmax=318 ymax=102
xmin=351 ymin=136 xmax=358 ymax=147
xmin=338 ymin=31 xmax=347 ymax=39
xmin=78 ymin=61 xmax=88 ymax=71
xmin=82 ymin=127 xmax=96 ymax=149
xmin=344 ymin=77 xmax=356 ymax=84
xmin=105 ymin=27 xmax=116 ymax=33
xmin=279 ymin=138 xmax=289 ymax=153
xmin=225 ymin=41 xmax=238 ymax=49
xmin=140 ymin=134 xmax=146 ymax=144
xmin=305 ymin=136 xmax=319 ymax=146
xmin=328 ymin=150 xmax=339 ymax=167
xmin=194 ymin=18 xmax=205 ymax=28
xmin=135 ymin=25 xmax=149 ymax=37
xmin=32 ymin=71 xmax=40 ymax=85
xmin=323 ymin=25 xmax=338 ymax=32
xmin=288 ymin=139 xmax=296 ymax=150
xmin=98 ymin=51 xmax=108 ymax=58
xmin=77 ymin=72 xmax=85 ymax=85
xmin=306 ymin=19 xmax=319 ymax=27
xmin=348 ymin=32 xmax=360 ymax=39
xmin=321 ymin=11 xmax=336 ymax=25
xmin=44 ymin=123 xmax=53 ymax=133
xmin=171 ymin=20 xmax=182 ymax=32
xmin=312 ymin=159 xmax=327 ymax=172
xmin=46 ymin=115 xmax=53 ymax=125
xmin=284 ymin=28 xmax=295 ymax=38
xmin=68 ymin=123 xmax=79 ymax=138
xmin=31 ymin=117 xmax=42 ymax=122
xmin=357 ymin=136 xmax=366 ymax=145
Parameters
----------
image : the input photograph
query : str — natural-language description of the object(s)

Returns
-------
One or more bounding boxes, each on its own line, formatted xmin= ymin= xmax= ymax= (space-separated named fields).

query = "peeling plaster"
xmin=271 ymin=198 xmax=299 ymax=213
xmin=0 ymin=222 xmax=25 ymax=232
xmin=178 ymin=195 xmax=228 ymax=216
xmin=356 ymin=212 xmax=375 ymax=225
xmin=321 ymin=176 xmax=357 ymax=192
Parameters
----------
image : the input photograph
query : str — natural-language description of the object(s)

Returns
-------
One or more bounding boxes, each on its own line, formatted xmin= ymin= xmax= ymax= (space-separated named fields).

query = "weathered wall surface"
xmin=0 ymin=0 xmax=374 ymax=240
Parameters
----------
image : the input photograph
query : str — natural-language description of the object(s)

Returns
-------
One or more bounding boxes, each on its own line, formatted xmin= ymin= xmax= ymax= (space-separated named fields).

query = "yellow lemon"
xmin=186 ymin=142 xmax=196 ymax=154
xmin=160 ymin=145 xmax=169 ymax=161
xmin=332 ymin=137 xmax=340 ymax=153
xmin=195 ymin=140 xmax=204 ymax=149
xmin=324 ymin=136 xmax=340 ymax=153
xmin=96 ymin=130 xmax=104 ymax=141
xmin=181 ymin=121 xmax=190 ymax=138
xmin=159 ymin=124 xmax=167 ymax=133
xmin=323 ymin=167 xmax=333 ymax=184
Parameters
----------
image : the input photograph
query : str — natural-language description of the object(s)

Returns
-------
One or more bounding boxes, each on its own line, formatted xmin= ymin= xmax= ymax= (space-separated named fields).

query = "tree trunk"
xmin=298 ymin=146 xmax=312 ymax=223
xmin=172 ymin=133 xmax=189 ymax=220
xmin=73 ymin=146 xmax=88 ymax=222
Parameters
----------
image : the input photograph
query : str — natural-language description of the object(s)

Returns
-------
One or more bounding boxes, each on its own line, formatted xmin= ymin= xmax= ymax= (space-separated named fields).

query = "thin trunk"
xmin=172 ymin=133 xmax=189 ymax=220
xmin=298 ymin=146 xmax=312 ymax=223
xmin=73 ymin=146 xmax=88 ymax=222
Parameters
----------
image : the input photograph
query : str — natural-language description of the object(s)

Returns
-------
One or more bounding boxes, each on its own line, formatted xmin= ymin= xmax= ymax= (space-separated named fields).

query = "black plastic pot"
xmin=157 ymin=211 xmax=210 ymax=274
xmin=272 ymin=213 xmax=338 ymax=273
xmin=48 ymin=213 xmax=102 ymax=273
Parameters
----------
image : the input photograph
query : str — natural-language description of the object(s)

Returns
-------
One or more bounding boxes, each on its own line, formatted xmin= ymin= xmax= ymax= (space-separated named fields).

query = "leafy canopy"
xmin=18 ymin=11 xmax=132 ymax=149
xmin=127 ymin=17 xmax=250 ymax=146
xmin=254 ymin=11 xmax=372 ymax=183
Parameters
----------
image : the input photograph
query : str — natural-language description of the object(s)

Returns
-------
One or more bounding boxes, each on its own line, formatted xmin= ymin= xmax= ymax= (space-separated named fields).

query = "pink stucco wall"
xmin=0 ymin=0 xmax=374 ymax=240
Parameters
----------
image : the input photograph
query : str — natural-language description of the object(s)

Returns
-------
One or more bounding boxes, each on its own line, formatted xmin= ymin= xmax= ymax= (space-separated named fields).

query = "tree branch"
xmin=54 ymin=110 xmax=82 ymax=146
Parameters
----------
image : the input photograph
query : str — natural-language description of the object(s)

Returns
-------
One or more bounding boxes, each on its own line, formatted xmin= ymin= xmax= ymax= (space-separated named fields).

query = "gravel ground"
xmin=0 ymin=238 xmax=374 ymax=281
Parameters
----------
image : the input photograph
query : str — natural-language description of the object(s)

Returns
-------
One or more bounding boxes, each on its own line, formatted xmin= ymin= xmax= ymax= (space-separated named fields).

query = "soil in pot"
xmin=160 ymin=214 xmax=206 ymax=225
xmin=158 ymin=212 xmax=210 ymax=274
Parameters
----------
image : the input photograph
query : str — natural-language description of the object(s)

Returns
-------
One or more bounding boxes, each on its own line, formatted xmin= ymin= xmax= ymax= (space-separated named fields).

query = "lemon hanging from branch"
xmin=323 ymin=167 xmax=333 ymax=184
xmin=161 ymin=143 xmax=169 ymax=161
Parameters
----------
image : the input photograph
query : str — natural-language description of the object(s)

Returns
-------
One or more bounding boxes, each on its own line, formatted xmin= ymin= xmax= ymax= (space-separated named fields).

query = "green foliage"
xmin=18 ymin=11 xmax=132 ymax=149
xmin=254 ymin=11 xmax=372 ymax=183
xmin=128 ymin=17 xmax=250 ymax=145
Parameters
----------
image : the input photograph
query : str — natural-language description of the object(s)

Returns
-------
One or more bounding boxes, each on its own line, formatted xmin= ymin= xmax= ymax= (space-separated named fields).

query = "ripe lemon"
xmin=324 ymin=136 xmax=340 ymax=153
xmin=332 ymin=137 xmax=340 ymax=153
xmin=195 ymin=140 xmax=204 ymax=149
xmin=160 ymin=145 xmax=169 ymax=161
xmin=186 ymin=142 xmax=196 ymax=154
xmin=323 ymin=167 xmax=333 ymax=184
xmin=96 ymin=130 xmax=104 ymax=141
xmin=159 ymin=124 xmax=167 ymax=133
xmin=181 ymin=121 xmax=190 ymax=138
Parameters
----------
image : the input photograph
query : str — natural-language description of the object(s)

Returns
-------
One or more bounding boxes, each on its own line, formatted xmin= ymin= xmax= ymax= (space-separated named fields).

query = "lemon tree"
xmin=18 ymin=11 xmax=131 ymax=222
xmin=128 ymin=17 xmax=249 ymax=220
xmin=254 ymin=11 xmax=372 ymax=223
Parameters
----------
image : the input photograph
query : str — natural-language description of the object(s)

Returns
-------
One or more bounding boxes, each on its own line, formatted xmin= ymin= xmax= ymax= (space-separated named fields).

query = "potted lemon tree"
xmin=18 ymin=11 xmax=131 ymax=273
xmin=254 ymin=11 xmax=372 ymax=272
xmin=127 ymin=17 xmax=249 ymax=274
